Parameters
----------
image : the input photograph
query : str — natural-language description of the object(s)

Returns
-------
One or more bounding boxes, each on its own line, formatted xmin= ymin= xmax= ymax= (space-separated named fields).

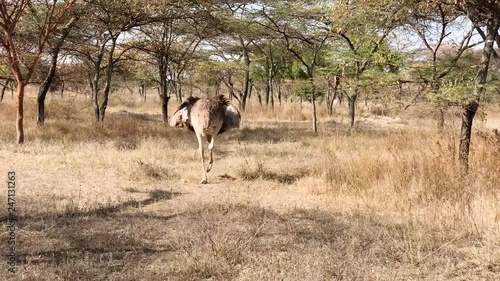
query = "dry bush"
xmin=312 ymin=127 xmax=499 ymax=244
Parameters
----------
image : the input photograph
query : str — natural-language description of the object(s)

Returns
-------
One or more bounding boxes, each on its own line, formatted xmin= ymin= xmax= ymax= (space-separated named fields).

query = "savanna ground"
xmin=0 ymin=88 xmax=499 ymax=281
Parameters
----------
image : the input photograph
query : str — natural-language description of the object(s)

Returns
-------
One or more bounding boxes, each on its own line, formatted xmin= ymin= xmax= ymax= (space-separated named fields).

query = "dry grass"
xmin=0 ymin=88 xmax=499 ymax=280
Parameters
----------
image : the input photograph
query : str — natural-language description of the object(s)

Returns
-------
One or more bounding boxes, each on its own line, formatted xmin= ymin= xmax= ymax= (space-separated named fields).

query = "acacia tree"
xmin=404 ymin=1 xmax=479 ymax=129
xmin=251 ymin=38 xmax=293 ymax=109
xmin=259 ymin=0 xmax=333 ymax=133
xmin=191 ymin=59 xmax=227 ymax=97
xmin=133 ymin=0 xmax=216 ymax=123
xmin=0 ymin=0 xmax=76 ymax=143
xmin=207 ymin=0 xmax=262 ymax=111
xmin=36 ymin=14 xmax=78 ymax=125
xmin=454 ymin=0 xmax=500 ymax=174
xmin=330 ymin=0 xmax=410 ymax=127
xmin=66 ymin=0 xmax=149 ymax=121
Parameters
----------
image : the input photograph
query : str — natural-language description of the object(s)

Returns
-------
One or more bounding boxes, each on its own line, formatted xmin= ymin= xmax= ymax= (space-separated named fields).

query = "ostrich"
xmin=170 ymin=95 xmax=241 ymax=184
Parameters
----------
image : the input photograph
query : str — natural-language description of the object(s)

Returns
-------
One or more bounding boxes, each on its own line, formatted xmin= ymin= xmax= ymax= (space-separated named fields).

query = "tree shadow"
xmin=3 ymin=201 xmax=484 ymax=280
xmin=6 ymin=189 xmax=182 ymax=274
xmin=1 ymin=189 xmax=181 ymax=223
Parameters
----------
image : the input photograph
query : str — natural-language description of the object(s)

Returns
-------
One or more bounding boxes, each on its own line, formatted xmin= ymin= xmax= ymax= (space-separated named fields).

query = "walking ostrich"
xmin=170 ymin=95 xmax=241 ymax=184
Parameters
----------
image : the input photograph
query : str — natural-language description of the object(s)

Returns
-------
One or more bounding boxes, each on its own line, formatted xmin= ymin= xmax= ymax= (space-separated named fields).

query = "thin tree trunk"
xmin=140 ymin=82 xmax=146 ymax=102
xmin=268 ymin=73 xmax=274 ymax=110
xmin=430 ymin=81 xmax=445 ymax=130
xmin=459 ymin=16 xmax=499 ymax=175
xmin=16 ymin=82 xmax=26 ymax=144
xmin=60 ymin=78 xmax=64 ymax=98
xmin=98 ymin=35 xmax=118 ymax=122
xmin=310 ymin=78 xmax=317 ymax=133
xmin=158 ymin=70 xmax=170 ymax=123
xmin=94 ymin=96 xmax=100 ymax=121
xmin=312 ymin=96 xmax=317 ymax=132
xmin=176 ymin=81 xmax=183 ymax=103
xmin=98 ymin=67 xmax=111 ymax=121
xmin=160 ymin=94 xmax=170 ymax=123
xmin=459 ymin=102 xmax=478 ymax=174
xmin=239 ymin=36 xmax=250 ymax=111
xmin=265 ymin=78 xmax=270 ymax=106
xmin=37 ymin=52 xmax=58 ymax=125
xmin=327 ymin=76 xmax=339 ymax=116
xmin=248 ymin=80 xmax=253 ymax=101
xmin=278 ymin=81 xmax=282 ymax=106
xmin=270 ymin=80 xmax=274 ymax=110
xmin=256 ymin=86 xmax=262 ymax=107
xmin=1 ymin=78 xmax=11 ymax=102
xmin=92 ymin=39 xmax=107 ymax=121
xmin=348 ymin=90 xmax=358 ymax=127
xmin=36 ymin=17 xmax=74 ymax=125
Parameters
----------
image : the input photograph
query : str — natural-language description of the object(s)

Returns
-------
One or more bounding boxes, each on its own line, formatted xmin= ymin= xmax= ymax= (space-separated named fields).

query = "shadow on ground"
xmin=1 ymin=199 xmax=491 ymax=281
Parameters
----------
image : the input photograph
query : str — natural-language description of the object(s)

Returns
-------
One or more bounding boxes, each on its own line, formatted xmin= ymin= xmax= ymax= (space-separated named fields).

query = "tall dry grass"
xmin=0 ymin=88 xmax=498 ymax=280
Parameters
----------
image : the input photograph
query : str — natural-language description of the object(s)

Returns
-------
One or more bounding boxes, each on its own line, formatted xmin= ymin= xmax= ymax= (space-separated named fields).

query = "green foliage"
xmin=192 ymin=60 xmax=242 ymax=87
xmin=290 ymin=80 xmax=314 ymax=99
xmin=0 ymin=64 xmax=10 ymax=76
xmin=324 ymin=0 xmax=411 ymax=101
xmin=409 ymin=47 xmax=482 ymax=105
xmin=291 ymin=61 xmax=309 ymax=80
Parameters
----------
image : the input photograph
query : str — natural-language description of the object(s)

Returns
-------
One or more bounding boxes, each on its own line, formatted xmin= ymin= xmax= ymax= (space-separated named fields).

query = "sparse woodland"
xmin=0 ymin=0 xmax=499 ymax=280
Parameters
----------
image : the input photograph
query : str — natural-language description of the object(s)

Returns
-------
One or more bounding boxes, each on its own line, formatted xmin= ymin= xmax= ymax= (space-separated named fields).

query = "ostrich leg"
xmin=196 ymin=133 xmax=208 ymax=184
xmin=206 ymin=135 xmax=214 ymax=172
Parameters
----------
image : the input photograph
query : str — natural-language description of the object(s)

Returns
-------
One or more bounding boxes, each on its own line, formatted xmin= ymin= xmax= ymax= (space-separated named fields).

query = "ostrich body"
xmin=170 ymin=95 xmax=241 ymax=184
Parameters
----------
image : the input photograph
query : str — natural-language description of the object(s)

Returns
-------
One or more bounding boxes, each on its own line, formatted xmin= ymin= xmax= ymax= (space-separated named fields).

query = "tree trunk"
xmin=60 ymin=78 xmax=65 ymax=98
xmin=248 ymin=80 xmax=253 ymax=101
xmin=256 ymin=87 xmax=262 ymax=107
xmin=278 ymin=81 xmax=282 ymax=106
xmin=458 ymin=16 xmax=498 ymax=175
xmin=459 ymin=102 xmax=478 ymax=174
xmin=99 ymin=92 xmax=109 ymax=121
xmin=1 ymin=78 xmax=11 ymax=102
xmin=36 ymin=18 xmax=74 ymax=125
xmin=158 ymin=50 xmax=170 ymax=123
xmin=430 ymin=81 xmax=445 ymax=130
xmin=94 ymin=98 xmax=100 ymax=122
xmin=348 ymin=90 xmax=358 ymax=127
xmin=99 ymin=67 xmax=112 ymax=121
xmin=37 ymin=53 xmax=58 ymax=125
xmin=92 ymin=40 xmax=107 ymax=121
xmin=327 ymin=76 xmax=339 ymax=116
xmin=310 ymin=78 xmax=317 ymax=133
xmin=140 ymin=82 xmax=146 ymax=102
xmin=160 ymin=94 xmax=170 ymax=123
xmin=176 ymin=81 xmax=183 ymax=103
xmin=16 ymin=82 xmax=26 ymax=144
xmin=239 ymin=36 xmax=250 ymax=111
xmin=269 ymin=76 xmax=274 ymax=110
xmin=98 ymin=35 xmax=118 ymax=122
xmin=312 ymin=95 xmax=317 ymax=133
xmin=265 ymin=78 xmax=270 ymax=106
